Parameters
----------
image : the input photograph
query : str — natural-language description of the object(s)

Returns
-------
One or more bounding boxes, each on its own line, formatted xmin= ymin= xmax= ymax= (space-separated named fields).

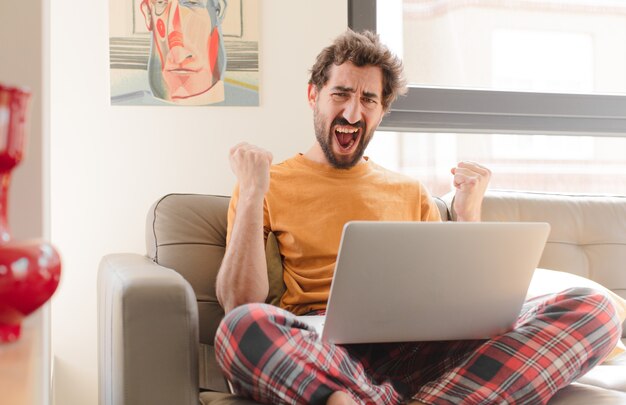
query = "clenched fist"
xmin=450 ymin=161 xmax=491 ymax=222
xmin=230 ymin=142 xmax=273 ymax=200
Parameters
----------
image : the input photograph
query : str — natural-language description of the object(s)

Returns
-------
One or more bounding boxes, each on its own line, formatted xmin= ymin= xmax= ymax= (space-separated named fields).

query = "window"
xmin=349 ymin=0 xmax=626 ymax=195
xmin=367 ymin=132 xmax=626 ymax=196
xmin=491 ymin=29 xmax=594 ymax=94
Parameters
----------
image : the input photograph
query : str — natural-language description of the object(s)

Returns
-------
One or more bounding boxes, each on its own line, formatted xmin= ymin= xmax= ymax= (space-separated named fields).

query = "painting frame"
xmin=109 ymin=0 xmax=259 ymax=107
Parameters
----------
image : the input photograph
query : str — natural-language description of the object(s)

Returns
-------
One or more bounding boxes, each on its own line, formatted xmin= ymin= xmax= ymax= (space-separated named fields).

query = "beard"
xmin=313 ymin=108 xmax=375 ymax=170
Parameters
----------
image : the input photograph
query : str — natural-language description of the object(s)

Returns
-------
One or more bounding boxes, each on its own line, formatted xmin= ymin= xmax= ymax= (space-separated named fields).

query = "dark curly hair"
xmin=308 ymin=30 xmax=407 ymax=111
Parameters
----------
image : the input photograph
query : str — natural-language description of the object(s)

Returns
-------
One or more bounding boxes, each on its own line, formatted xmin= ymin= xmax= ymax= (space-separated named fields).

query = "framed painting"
xmin=109 ymin=0 xmax=259 ymax=106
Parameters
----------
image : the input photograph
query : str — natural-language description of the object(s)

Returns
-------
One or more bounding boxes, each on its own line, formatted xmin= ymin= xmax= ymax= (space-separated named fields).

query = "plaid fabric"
xmin=214 ymin=287 xmax=621 ymax=405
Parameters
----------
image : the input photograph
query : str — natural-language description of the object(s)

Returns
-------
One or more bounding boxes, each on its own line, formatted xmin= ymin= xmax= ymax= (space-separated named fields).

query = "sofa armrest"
xmin=98 ymin=254 xmax=199 ymax=405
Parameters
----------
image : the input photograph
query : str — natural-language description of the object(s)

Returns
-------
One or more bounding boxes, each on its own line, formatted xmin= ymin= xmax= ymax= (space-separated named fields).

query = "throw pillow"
xmin=265 ymin=232 xmax=286 ymax=307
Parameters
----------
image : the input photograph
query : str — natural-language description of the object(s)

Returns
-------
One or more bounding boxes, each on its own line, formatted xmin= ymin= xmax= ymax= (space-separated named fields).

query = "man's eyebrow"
xmin=331 ymin=86 xmax=355 ymax=93
xmin=362 ymin=91 xmax=380 ymax=100
xmin=331 ymin=86 xmax=380 ymax=99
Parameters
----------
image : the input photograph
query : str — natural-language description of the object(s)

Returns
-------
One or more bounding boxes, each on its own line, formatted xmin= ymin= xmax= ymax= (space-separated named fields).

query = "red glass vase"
xmin=0 ymin=84 xmax=61 ymax=343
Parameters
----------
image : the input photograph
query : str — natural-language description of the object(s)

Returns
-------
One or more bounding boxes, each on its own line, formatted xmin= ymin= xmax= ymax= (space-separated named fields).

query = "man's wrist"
xmin=455 ymin=207 xmax=481 ymax=222
xmin=455 ymin=213 xmax=481 ymax=222
xmin=239 ymin=188 xmax=267 ymax=203
xmin=450 ymin=196 xmax=482 ymax=222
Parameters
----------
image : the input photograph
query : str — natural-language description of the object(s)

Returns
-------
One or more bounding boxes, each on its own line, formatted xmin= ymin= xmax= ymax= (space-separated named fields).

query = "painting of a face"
xmin=141 ymin=0 xmax=227 ymax=103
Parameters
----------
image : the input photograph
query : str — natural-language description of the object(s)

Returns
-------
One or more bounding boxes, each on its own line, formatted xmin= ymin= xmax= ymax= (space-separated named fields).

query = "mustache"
xmin=331 ymin=117 xmax=365 ymax=129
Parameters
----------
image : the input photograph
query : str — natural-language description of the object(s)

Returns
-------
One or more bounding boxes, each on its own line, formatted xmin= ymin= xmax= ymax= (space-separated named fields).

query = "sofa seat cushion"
xmin=548 ymin=382 xmax=626 ymax=404
xmin=575 ymin=343 xmax=626 ymax=392
xmin=550 ymin=350 xmax=626 ymax=403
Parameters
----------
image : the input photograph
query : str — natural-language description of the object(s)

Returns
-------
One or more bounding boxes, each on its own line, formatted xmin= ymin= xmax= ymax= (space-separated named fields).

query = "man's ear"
xmin=140 ymin=0 xmax=153 ymax=31
xmin=307 ymin=83 xmax=318 ymax=110
xmin=216 ymin=0 xmax=227 ymax=22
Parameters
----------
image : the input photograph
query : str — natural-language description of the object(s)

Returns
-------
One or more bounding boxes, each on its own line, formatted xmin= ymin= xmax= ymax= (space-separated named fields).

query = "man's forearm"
xmin=216 ymin=194 xmax=270 ymax=313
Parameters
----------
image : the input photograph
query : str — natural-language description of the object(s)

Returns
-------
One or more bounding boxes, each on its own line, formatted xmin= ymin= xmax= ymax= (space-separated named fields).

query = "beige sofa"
xmin=98 ymin=190 xmax=626 ymax=405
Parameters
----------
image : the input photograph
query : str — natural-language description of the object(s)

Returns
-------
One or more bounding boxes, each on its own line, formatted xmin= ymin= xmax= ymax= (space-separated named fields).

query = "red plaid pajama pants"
xmin=215 ymin=287 xmax=621 ymax=405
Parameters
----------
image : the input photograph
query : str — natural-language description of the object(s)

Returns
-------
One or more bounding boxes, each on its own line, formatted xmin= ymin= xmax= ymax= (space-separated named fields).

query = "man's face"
xmin=141 ymin=0 xmax=225 ymax=102
xmin=308 ymin=62 xmax=385 ymax=169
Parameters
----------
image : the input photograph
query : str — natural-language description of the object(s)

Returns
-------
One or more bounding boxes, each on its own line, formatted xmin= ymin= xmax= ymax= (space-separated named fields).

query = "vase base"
xmin=0 ymin=322 xmax=21 ymax=343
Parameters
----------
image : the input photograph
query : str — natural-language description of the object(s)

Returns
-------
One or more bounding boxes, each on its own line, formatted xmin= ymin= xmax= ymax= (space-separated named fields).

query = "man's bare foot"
xmin=326 ymin=391 xmax=357 ymax=405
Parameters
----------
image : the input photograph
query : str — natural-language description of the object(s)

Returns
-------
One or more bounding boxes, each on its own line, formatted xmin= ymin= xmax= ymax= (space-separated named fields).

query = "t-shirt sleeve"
xmin=226 ymin=183 xmax=272 ymax=247
xmin=419 ymin=183 xmax=443 ymax=222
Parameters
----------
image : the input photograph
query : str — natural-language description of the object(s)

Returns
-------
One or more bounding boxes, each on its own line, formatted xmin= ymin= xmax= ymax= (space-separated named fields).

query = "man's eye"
xmin=362 ymin=98 xmax=379 ymax=109
xmin=332 ymin=93 xmax=349 ymax=100
xmin=154 ymin=0 xmax=169 ymax=15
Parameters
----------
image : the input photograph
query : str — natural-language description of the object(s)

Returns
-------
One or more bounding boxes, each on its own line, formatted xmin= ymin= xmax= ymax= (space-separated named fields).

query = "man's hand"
xmin=230 ymin=142 xmax=273 ymax=200
xmin=450 ymin=161 xmax=491 ymax=222
xmin=217 ymin=142 xmax=273 ymax=313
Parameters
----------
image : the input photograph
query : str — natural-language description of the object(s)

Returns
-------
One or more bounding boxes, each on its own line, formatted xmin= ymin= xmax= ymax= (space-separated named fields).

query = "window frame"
xmin=348 ymin=0 xmax=626 ymax=137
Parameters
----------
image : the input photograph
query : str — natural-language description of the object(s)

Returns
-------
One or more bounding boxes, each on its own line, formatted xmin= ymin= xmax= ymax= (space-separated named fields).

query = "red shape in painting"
xmin=157 ymin=18 xmax=166 ymax=38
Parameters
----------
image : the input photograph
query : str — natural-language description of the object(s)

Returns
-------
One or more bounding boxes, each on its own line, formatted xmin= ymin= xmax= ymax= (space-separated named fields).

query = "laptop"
xmin=296 ymin=221 xmax=550 ymax=344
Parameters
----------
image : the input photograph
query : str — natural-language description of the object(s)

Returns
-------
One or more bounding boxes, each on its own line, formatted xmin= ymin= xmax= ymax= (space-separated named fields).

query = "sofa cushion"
xmin=481 ymin=191 xmax=626 ymax=338
xmin=146 ymin=194 xmax=229 ymax=347
xmin=265 ymin=232 xmax=285 ymax=307
xmin=576 ymin=346 xmax=626 ymax=392
xmin=548 ymin=382 xmax=626 ymax=404
xmin=146 ymin=194 xmax=286 ymax=346
xmin=199 ymin=343 xmax=230 ymax=393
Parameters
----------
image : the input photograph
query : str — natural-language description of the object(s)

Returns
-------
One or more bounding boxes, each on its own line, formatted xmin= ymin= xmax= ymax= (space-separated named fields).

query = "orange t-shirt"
xmin=227 ymin=154 xmax=441 ymax=315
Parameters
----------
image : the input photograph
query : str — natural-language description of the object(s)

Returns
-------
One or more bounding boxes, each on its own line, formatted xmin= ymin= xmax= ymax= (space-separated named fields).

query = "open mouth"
xmin=333 ymin=125 xmax=362 ymax=153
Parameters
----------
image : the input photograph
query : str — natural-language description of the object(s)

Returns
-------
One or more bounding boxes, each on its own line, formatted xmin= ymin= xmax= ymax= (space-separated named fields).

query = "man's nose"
xmin=167 ymin=0 xmax=184 ymax=50
xmin=168 ymin=46 xmax=194 ymax=64
xmin=342 ymin=96 xmax=363 ymax=125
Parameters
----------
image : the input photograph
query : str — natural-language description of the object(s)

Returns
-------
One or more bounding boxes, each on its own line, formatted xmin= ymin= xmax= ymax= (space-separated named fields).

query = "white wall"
xmin=50 ymin=1 xmax=347 ymax=404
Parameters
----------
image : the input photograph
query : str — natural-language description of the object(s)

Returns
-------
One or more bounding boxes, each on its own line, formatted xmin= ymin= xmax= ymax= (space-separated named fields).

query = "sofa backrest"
xmin=146 ymin=194 xmax=230 ymax=344
xmin=145 ymin=191 xmax=626 ymax=345
xmin=145 ymin=193 xmax=450 ymax=345
xmin=481 ymin=190 xmax=626 ymax=307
